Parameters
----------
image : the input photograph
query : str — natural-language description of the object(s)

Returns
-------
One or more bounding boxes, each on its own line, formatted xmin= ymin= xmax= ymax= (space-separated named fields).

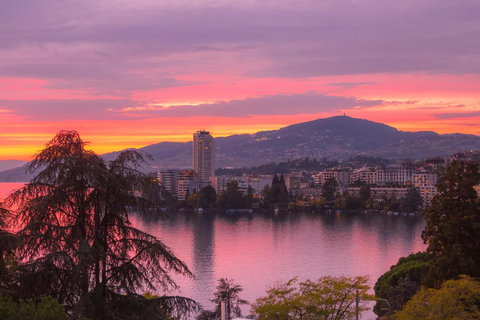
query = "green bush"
xmin=0 ymin=295 xmax=67 ymax=320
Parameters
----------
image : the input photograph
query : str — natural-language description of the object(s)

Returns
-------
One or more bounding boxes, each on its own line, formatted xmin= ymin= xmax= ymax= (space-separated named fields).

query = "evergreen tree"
xmin=4 ymin=131 xmax=198 ymax=320
xmin=321 ymin=178 xmax=337 ymax=204
xmin=0 ymin=205 xmax=20 ymax=295
xmin=197 ymin=278 xmax=247 ymax=320
xmin=400 ymin=187 xmax=423 ymax=212
xmin=217 ymin=181 xmax=244 ymax=209
xmin=422 ymin=160 xmax=480 ymax=287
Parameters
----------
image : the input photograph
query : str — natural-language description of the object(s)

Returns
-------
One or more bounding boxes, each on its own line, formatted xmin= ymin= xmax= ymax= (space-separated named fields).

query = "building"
xmin=352 ymin=166 xmax=377 ymax=185
xmin=177 ymin=169 xmax=195 ymax=201
xmin=193 ymin=131 xmax=215 ymax=180
xmin=209 ymin=175 xmax=239 ymax=194
xmin=376 ymin=163 xmax=415 ymax=186
xmin=189 ymin=179 xmax=211 ymax=195
xmin=412 ymin=170 xmax=438 ymax=206
xmin=246 ymin=176 xmax=272 ymax=194
xmin=314 ymin=167 xmax=352 ymax=188
xmin=347 ymin=186 xmax=409 ymax=201
xmin=157 ymin=169 xmax=179 ymax=196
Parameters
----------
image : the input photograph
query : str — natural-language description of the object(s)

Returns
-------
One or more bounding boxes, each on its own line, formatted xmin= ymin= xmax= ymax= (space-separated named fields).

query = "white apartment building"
xmin=352 ymin=166 xmax=377 ymax=185
xmin=376 ymin=164 xmax=415 ymax=186
xmin=314 ymin=168 xmax=353 ymax=188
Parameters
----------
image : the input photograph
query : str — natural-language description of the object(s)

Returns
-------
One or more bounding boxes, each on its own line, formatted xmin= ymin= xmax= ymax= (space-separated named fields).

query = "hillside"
xmin=1 ymin=116 xmax=480 ymax=181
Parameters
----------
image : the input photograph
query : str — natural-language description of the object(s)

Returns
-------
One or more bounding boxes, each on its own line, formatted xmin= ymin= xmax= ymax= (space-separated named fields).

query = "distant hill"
xmin=0 ymin=163 xmax=35 ymax=182
xmin=1 ymin=116 xmax=480 ymax=181
xmin=0 ymin=160 xmax=27 ymax=172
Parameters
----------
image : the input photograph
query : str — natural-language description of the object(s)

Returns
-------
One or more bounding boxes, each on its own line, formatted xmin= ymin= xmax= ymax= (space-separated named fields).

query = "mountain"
xmin=104 ymin=115 xmax=480 ymax=168
xmin=0 ymin=160 xmax=27 ymax=172
xmin=1 ymin=116 xmax=480 ymax=181
xmin=0 ymin=163 xmax=36 ymax=182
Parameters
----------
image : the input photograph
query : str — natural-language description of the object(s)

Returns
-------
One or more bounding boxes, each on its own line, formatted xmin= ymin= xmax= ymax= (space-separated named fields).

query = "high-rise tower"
xmin=193 ymin=131 xmax=215 ymax=180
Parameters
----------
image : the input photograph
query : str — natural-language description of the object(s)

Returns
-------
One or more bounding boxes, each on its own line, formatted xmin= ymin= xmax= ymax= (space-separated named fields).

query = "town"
xmin=154 ymin=131 xmax=477 ymax=212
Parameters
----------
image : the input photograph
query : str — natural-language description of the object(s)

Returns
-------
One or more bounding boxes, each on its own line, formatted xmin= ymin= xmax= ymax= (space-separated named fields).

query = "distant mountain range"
xmin=2 ymin=116 xmax=480 ymax=182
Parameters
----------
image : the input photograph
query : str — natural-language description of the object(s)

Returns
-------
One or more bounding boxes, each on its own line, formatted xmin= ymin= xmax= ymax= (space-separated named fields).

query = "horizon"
xmin=1 ymin=1 xmax=480 ymax=160
xmin=3 ymin=114 xmax=477 ymax=162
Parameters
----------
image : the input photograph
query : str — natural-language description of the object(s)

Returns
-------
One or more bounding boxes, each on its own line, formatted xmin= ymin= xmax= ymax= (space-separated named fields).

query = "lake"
xmin=1 ymin=182 xmax=426 ymax=319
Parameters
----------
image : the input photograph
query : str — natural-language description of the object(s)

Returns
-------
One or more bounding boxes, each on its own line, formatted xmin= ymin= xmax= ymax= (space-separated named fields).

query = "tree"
xmin=392 ymin=276 xmax=480 ymax=319
xmin=359 ymin=184 xmax=371 ymax=203
xmin=217 ymin=181 xmax=244 ymax=209
xmin=422 ymin=160 xmax=480 ymax=287
xmin=322 ymin=178 xmax=338 ymax=204
xmin=4 ymin=131 xmax=198 ymax=320
xmin=374 ymin=252 xmax=429 ymax=316
xmin=252 ymin=276 xmax=374 ymax=320
xmin=244 ymin=185 xmax=254 ymax=209
xmin=197 ymin=278 xmax=247 ymax=320
xmin=261 ymin=184 xmax=274 ymax=208
xmin=0 ymin=295 xmax=68 ymax=320
xmin=399 ymin=188 xmax=422 ymax=213
xmin=0 ymin=205 xmax=20 ymax=295
xmin=199 ymin=185 xmax=217 ymax=208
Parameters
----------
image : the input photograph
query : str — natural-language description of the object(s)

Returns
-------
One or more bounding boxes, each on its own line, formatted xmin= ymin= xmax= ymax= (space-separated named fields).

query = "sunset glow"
xmin=1 ymin=0 xmax=480 ymax=160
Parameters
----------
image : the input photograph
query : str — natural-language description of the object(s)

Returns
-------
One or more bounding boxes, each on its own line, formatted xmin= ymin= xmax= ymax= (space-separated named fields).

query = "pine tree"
xmin=4 ymin=131 xmax=198 ymax=319
xmin=422 ymin=160 xmax=480 ymax=287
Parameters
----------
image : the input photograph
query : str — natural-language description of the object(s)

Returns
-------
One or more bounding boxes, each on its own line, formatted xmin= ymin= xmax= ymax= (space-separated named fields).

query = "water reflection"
xmin=133 ymin=210 xmax=426 ymax=319
xmin=192 ymin=212 xmax=215 ymax=302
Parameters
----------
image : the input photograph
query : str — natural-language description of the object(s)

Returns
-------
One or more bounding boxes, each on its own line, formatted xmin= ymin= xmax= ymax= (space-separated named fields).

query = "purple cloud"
xmin=0 ymin=0 xmax=479 ymax=95
xmin=118 ymin=92 xmax=383 ymax=118
xmin=0 ymin=92 xmax=383 ymax=120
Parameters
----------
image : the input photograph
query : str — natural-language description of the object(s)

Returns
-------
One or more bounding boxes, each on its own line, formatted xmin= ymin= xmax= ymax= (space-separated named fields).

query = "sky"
xmin=1 ymin=0 xmax=480 ymax=160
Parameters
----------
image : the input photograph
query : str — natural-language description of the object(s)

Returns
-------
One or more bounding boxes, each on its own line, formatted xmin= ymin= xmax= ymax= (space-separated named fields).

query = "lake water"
xmin=0 ymin=182 xmax=427 ymax=319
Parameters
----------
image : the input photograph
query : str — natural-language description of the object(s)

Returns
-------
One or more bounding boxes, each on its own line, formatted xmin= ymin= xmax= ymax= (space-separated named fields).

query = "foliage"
xmin=392 ymin=275 xmax=480 ymax=319
xmin=142 ymin=177 xmax=163 ymax=207
xmin=3 ymin=131 xmax=199 ymax=319
xmin=252 ymin=276 xmax=374 ymax=320
xmin=189 ymin=185 xmax=217 ymax=209
xmin=399 ymin=188 xmax=422 ymax=213
xmin=197 ymin=278 xmax=247 ymax=320
xmin=344 ymin=196 xmax=363 ymax=210
xmin=359 ymin=185 xmax=371 ymax=203
xmin=0 ymin=295 xmax=67 ymax=320
xmin=217 ymin=181 xmax=245 ymax=209
xmin=422 ymin=160 xmax=480 ymax=287
xmin=322 ymin=178 xmax=338 ymax=204
xmin=0 ymin=205 xmax=20 ymax=295
xmin=261 ymin=184 xmax=273 ymax=208
xmin=215 ymin=157 xmax=338 ymax=176
xmin=374 ymin=252 xmax=429 ymax=316
xmin=270 ymin=174 xmax=289 ymax=207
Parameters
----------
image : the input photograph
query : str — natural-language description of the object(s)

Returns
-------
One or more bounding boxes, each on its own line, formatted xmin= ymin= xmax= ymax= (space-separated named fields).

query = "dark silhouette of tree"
xmin=199 ymin=185 xmax=217 ymax=208
xmin=0 ymin=205 xmax=20 ymax=295
xmin=422 ymin=160 xmax=480 ymax=287
xmin=272 ymin=174 xmax=280 ymax=200
xmin=244 ymin=185 xmax=254 ymax=209
xmin=4 ymin=131 xmax=198 ymax=320
xmin=261 ymin=184 xmax=273 ymax=208
xmin=400 ymin=187 xmax=423 ymax=212
xmin=217 ymin=181 xmax=244 ymax=209
xmin=322 ymin=178 xmax=338 ymax=203
xmin=359 ymin=184 xmax=371 ymax=203
xmin=197 ymin=278 xmax=247 ymax=320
